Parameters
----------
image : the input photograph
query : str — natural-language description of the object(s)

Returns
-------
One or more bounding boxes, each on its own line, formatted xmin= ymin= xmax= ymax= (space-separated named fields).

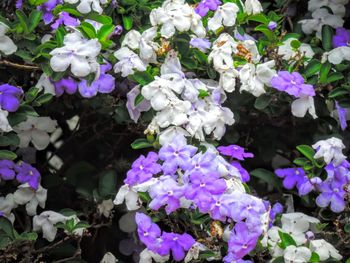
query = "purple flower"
xmin=217 ymin=145 xmax=254 ymax=161
xmin=124 ymin=152 xmax=161 ymax=186
xmin=332 ymin=27 xmax=350 ymax=48
xmin=149 ymin=177 xmax=184 ymax=214
xmin=210 ymin=193 xmax=236 ymax=221
xmin=38 ymin=0 xmax=63 ymax=24
xmin=316 ymin=178 xmax=346 ymax=213
xmin=190 ymin=38 xmax=211 ymax=52
xmin=231 ymin=161 xmax=250 ymax=182
xmin=234 ymin=31 xmax=256 ymax=41
xmin=126 ymin=85 xmax=151 ymax=123
xmin=268 ymin=21 xmax=278 ymax=30
xmin=135 ymin=212 xmax=161 ymax=249
xmin=51 ymin=12 xmax=79 ymax=30
xmin=0 ymin=160 xmax=16 ymax=180
xmin=54 ymin=77 xmax=78 ymax=97
xmin=270 ymin=202 xmax=283 ymax=223
xmin=15 ymin=162 xmax=40 ymax=190
xmin=159 ymin=135 xmax=197 ymax=175
xmin=157 ymin=232 xmax=195 ymax=261
xmin=0 ymin=84 xmax=23 ymax=112
xmin=227 ymin=222 xmax=260 ymax=259
xmin=78 ymin=63 xmax=115 ymax=98
xmin=224 ymin=254 xmax=252 ymax=263
xmin=275 ymin=167 xmax=305 ymax=190
xmin=185 ymin=172 xmax=227 ymax=212
xmin=195 ymin=0 xmax=222 ymax=17
xmin=335 ymin=101 xmax=347 ymax=131
xmin=16 ymin=0 xmax=23 ymax=8
xmin=270 ymin=71 xmax=315 ymax=98
xmin=112 ymin=25 xmax=123 ymax=36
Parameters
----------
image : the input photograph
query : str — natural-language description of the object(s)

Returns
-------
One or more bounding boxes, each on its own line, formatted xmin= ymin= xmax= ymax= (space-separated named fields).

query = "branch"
xmin=0 ymin=59 xmax=41 ymax=71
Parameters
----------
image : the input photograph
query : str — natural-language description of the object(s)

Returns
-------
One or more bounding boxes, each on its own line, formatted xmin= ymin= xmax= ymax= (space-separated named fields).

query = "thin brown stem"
xmin=0 ymin=59 xmax=41 ymax=71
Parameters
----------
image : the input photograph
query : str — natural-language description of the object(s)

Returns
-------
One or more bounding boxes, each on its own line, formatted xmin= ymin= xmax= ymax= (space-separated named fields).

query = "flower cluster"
xmin=275 ymin=137 xmax=349 ymax=213
xmin=115 ymin=135 xmax=269 ymax=262
xmin=268 ymin=212 xmax=342 ymax=262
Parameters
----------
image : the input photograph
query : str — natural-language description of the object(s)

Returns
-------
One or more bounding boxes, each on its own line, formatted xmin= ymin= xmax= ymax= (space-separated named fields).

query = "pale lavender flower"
xmin=316 ymin=177 xmax=347 ymax=213
xmin=188 ymin=151 xmax=217 ymax=175
xmin=231 ymin=161 xmax=250 ymax=182
xmin=190 ymin=38 xmax=211 ymax=52
xmin=16 ymin=0 xmax=23 ymax=8
xmin=332 ymin=27 xmax=350 ymax=48
xmin=335 ymin=101 xmax=347 ymax=131
xmin=149 ymin=177 xmax=185 ymax=214
xmin=0 ymin=160 xmax=16 ymax=181
xmin=38 ymin=0 xmax=63 ymax=24
xmin=268 ymin=21 xmax=278 ymax=30
xmin=54 ymin=77 xmax=78 ymax=97
xmin=229 ymin=193 xmax=265 ymax=223
xmin=126 ymin=85 xmax=151 ymax=123
xmin=159 ymin=135 xmax=197 ymax=175
xmin=51 ymin=12 xmax=79 ymax=30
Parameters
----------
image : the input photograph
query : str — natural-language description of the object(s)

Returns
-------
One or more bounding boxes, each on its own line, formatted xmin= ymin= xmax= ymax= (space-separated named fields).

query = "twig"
xmin=0 ymin=59 xmax=41 ymax=71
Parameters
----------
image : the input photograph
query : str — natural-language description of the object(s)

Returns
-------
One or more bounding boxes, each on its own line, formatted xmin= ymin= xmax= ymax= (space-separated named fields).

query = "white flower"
xmin=310 ymin=239 xmax=342 ymax=261
xmin=35 ymin=73 xmax=56 ymax=95
xmin=219 ymin=68 xmax=239 ymax=92
xmin=97 ymin=199 xmax=114 ymax=218
xmin=158 ymin=126 xmax=190 ymax=145
xmin=100 ymin=252 xmax=118 ymax=263
xmin=33 ymin=211 xmax=69 ymax=242
xmin=283 ymin=245 xmax=311 ymax=263
xmin=308 ymin=0 xmax=349 ymax=17
xmin=122 ymin=27 xmax=159 ymax=63
xmin=150 ymin=0 xmax=192 ymax=38
xmin=0 ymin=22 xmax=17 ymax=55
xmin=239 ymin=61 xmax=276 ymax=97
xmin=0 ymin=194 xmax=17 ymax=223
xmin=291 ymin=96 xmax=317 ymax=119
xmin=64 ymin=0 xmax=107 ymax=14
xmin=267 ymin=227 xmax=285 ymax=258
xmin=244 ymin=0 xmax=263 ymax=15
xmin=0 ymin=109 xmax=12 ymax=132
xmin=113 ymin=47 xmax=147 ymax=77
xmin=14 ymin=116 xmax=57 ymax=150
xmin=139 ymin=248 xmax=169 ymax=263
xmin=312 ymin=137 xmax=346 ymax=166
xmin=184 ymin=243 xmax=207 ymax=263
xmin=13 ymin=183 xmax=47 ymax=216
xmin=280 ymin=212 xmax=320 ymax=245
xmin=208 ymin=3 xmax=240 ymax=31
xmin=326 ymin=46 xmax=350 ymax=64
xmin=208 ymin=33 xmax=237 ymax=71
xmin=278 ymin=38 xmax=315 ymax=61
xmin=114 ymin=184 xmax=140 ymax=211
xmin=50 ymin=32 xmax=101 ymax=77
xmin=299 ymin=9 xmax=344 ymax=39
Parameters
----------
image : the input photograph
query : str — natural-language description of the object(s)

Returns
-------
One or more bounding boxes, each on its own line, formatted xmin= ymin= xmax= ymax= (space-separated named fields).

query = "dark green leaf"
xmin=16 ymin=10 xmax=29 ymax=34
xmin=310 ymin=252 xmax=320 ymax=263
xmin=132 ymin=71 xmax=154 ymax=86
xmin=28 ymin=10 xmax=42 ymax=32
xmin=131 ymin=138 xmax=152 ymax=149
xmin=0 ymin=134 xmax=20 ymax=147
xmin=87 ymin=14 xmax=112 ymax=25
xmin=0 ymin=218 xmax=15 ymax=239
xmin=329 ymin=87 xmax=349 ymax=98
xmin=98 ymin=170 xmax=117 ymax=198
xmin=320 ymin=62 xmax=331 ymax=84
xmin=326 ymin=72 xmax=344 ymax=83
xmin=79 ymin=22 xmax=97 ymax=39
xmin=250 ymin=168 xmax=282 ymax=191
xmin=0 ymin=150 xmax=17 ymax=160
xmin=322 ymin=25 xmax=333 ymax=51
xmin=254 ymin=94 xmax=271 ymax=110
xmin=35 ymin=93 xmax=53 ymax=105
xmin=134 ymin=93 xmax=144 ymax=106
xmin=278 ymin=231 xmax=297 ymax=249
xmin=304 ymin=60 xmax=322 ymax=78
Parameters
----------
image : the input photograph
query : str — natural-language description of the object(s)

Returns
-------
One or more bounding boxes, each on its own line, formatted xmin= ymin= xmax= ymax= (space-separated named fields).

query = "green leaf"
xmin=0 ymin=134 xmax=20 ymax=147
xmin=97 ymin=24 xmax=114 ymax=46
xmin=310 ymin=252 xmax=320 ymax=263
xmin=344 ymin=224 xmax=350 ymax=233
xmin=329 ymin=87 xmax=349 ymax=98
xmin=326 ymin=72 xmax=344 ymax=83
xmin=271 ymin=257 xmax=285 ymax=263
xmin=55 ymin=26 xmax=66 ymax=46
xmin=29 ymin=0 xmax=48 ymax=5
xmin=0 ymin=218 xmax=15 ymax=239
xmin=319 ymin=62 xmax=331 ymax=84
xmin=25 ymin=87 xmax=40 ymax=102
xmin=16 ymin=10 xmax=29 ymax=34
xmin=131 ymin=138 xmax=152 ymax=149
xmin=79 ymin=22 xmax=97 ymax=39
xmin=304 ymin=60 xmax=322 ymax=78
xmin=181 ymin=57 xmax=198 ymax=69
xmin=193 ymin=49 xmax=207 ymax=64
xmin=198 ymin=89 xmax=209 ymax=99
xmin=278 ymin=231 xmax=297 ymax=249
xmin=0 ymin=150 xmax=17 ymax=160
xmin=248 ymin=14 xmax=269 ymax=24
xmin=322 ymin=25 xmax=333 ymax=51
xmin=254 ymin=94 xmax=271 ymax=110
xmin=250 ymin=168 xmax=282 ymax=191
xmin=98 ymin=170 xmax=117 ymax=198
xmin=199 ymin=251 xmax=218 ymax=260
xmin=122 ymin=16 xmax=133 ymax=30
xmin=74 ymin=221 xmax=90 ymax=230
xmin=132 ymin=71 xmax=154 ymax=86
xmin=35 ymin=93 xmax=53 ymax=105
xmin=296 ymin=145 xmax=315 ymax=161
xmin=134 ymin=93 xmax=144 ymax=106
xmin=290 ymin=39 xmax=301 ymax=49
xmin=53 ymin=5 xmax=82 ymax=17
xmin=138 ymin=192 xmax=151 ymax=203
xmin=28 ymin=10 xmax=42 ymax=32
xmin=18 ymin=232 xmax=38 ymax=241
xmin=87 ymin=14 xmax=112 ymax=25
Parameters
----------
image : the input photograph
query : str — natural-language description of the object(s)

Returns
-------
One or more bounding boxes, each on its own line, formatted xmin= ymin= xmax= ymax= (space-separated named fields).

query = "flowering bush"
xmin=0 ymin=0 xmax=350 ymax=262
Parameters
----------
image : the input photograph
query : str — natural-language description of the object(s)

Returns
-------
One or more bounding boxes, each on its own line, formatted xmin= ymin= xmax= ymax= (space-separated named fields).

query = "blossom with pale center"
xmin=208 ymin=3 xmax=240 ymax=31
xmin=33 ymin=211 xmax=70 ymax=241
xmin=13 ymin=183 xmax=47 ymax=216
xmin=0 ymin=22 xmax=17 ymax=55
xmin=312 ymin=137 xmax=346 ymax=166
